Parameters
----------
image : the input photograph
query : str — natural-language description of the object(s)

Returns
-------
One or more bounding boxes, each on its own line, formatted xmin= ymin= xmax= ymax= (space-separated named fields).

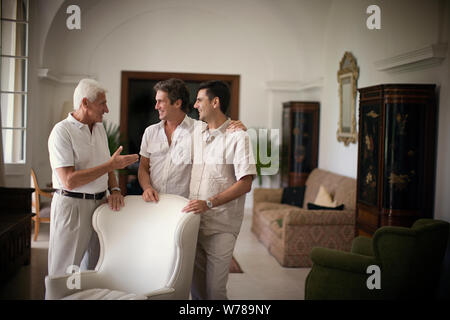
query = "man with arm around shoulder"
xmin=182 ymin=80 xmax=256 ymax=300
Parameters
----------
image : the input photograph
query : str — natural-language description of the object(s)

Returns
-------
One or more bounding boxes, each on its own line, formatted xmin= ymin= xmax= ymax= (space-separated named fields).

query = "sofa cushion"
xmin=313 ymin=185 xmax=337 ymax=207
xmin=281 ymin=186 xmax=306 ymax=208
xmin=303 ymin=169 xmax=356 ymax=210
xmin=254 ymin=202 xmax=297 ymax=215
xmin=304 ymin=170 xmax=340 ymax=208
xmin=307 ymin=203 xmax=345 ymax=211
xmin=333 ymin=176 xmax=356 ymax=210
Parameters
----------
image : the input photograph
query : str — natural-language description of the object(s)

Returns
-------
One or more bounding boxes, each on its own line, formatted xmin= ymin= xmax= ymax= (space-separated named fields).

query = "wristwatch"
xmin=110 ymin=187 xmax=121 ymax=193
xmin=206 ymin=199 xmax=213 ymax=209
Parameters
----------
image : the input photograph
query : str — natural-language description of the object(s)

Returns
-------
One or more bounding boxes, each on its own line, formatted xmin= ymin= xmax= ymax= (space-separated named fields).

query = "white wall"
xmin=41 ymin=0 xmax=331 ymax=129
xmin=319 ymin=0 xmax=449 ymax=221
xmin=24 ymin=0 xmax=331 ymax=189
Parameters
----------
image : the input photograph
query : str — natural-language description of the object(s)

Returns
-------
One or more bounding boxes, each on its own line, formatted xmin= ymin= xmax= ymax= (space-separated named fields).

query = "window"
xmin=1 ymin=0 xmax=28 ymax=164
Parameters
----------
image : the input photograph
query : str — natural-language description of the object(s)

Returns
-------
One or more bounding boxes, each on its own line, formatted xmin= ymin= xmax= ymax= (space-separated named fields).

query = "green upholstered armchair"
xmin=305 ymin=219 xmax=449 ymax=300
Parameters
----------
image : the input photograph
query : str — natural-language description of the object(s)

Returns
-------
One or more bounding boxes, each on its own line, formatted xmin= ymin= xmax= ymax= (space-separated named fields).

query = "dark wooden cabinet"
xmin=356 ymin=84 xmax=437 ymax=236
xmin=281 ymin=101 xmax=319 ymax=187
xmin=0 ymin=187 xmax=33 ymax=284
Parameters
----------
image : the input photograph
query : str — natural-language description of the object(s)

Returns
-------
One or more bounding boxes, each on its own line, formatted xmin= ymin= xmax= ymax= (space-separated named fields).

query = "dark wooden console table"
xmin=0 ymin=187 xmax=34 ymax=284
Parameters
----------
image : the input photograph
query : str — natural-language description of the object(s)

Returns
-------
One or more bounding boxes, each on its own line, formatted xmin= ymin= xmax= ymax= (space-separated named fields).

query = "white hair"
xmin=73 ymin=78 xmax=107 ymax=110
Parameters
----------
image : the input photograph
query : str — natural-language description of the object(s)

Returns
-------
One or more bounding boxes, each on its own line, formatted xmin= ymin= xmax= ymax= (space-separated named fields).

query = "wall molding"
xmin=37 ymin=68 xmax=97 ymax=84
xmin=374 ymin=43 xmax=448 ymax=72
xmin=265 ymin=78 xmax=324 ymax=92
xmin=4 ymin=163 xmax=26 ymax=176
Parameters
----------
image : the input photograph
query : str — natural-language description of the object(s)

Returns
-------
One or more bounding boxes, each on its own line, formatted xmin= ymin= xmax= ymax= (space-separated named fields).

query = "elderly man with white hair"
xmin=47 ymin=79 xmax=138 ymax=276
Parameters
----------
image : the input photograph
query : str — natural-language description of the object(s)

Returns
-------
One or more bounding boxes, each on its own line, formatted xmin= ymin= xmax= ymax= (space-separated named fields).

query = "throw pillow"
xmin=281 ymin=186 xmax=306 ymax=208
xmin=307 ymin=202 xmax=345 ymax=211
xmin=314 ymin=185 xmax=337 ymax=207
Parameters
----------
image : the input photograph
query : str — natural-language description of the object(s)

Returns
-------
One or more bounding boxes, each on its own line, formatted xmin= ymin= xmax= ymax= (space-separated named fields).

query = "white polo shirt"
xmin=139 ymin=115 xmax=196 ymax=198
xmin=48 ymin=113 xmax=110 ymax=194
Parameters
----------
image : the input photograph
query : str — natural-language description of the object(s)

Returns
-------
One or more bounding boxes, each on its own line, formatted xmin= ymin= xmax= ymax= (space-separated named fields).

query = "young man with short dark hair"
xmin=182 ymin=80 xmax=256 ymax=300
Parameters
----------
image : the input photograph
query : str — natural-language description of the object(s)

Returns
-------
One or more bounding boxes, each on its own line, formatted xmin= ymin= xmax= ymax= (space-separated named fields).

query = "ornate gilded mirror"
xmin=337 ymin=52 xmax=359 ymax=145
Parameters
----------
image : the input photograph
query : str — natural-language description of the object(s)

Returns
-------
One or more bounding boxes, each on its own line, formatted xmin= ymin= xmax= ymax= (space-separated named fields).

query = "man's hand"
xmin=107 ymin=190 xmax=124 ymax=211
xmin=55 ymin=146 xmax=139 ymax=191
xmin=182 ymin=200 xmax=209 ymax=214
xmin=109 ymin=146 xmax=139 ymax=170
xmin=226 ymin=120 xmax=247 ymax=132
xmin=142 ymin=186 xmax=159 ymax=202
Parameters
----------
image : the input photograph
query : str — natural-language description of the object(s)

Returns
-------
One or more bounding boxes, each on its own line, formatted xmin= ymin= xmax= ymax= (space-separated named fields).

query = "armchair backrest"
xmin=372 ymin=219 xmax=449 ymax=299
xmin=92 ymin=194 xmax=200 ymax=299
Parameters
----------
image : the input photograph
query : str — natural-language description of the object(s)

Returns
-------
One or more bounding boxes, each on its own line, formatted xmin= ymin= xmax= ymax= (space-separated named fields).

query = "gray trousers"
xmin=191 ymin=230 xmax=237 ymax=300
xmin=48 ymin=192 xmax=106 ymax=277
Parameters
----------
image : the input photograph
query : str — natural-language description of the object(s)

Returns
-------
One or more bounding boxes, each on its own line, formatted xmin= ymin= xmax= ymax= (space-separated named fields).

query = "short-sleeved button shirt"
xmin=189 ymin=119 xmax=257 ymax=236
xmin=139 ymin=115 xmax=196 ymax=198
xmin=48 ymin=113 xmax=110 ymax=193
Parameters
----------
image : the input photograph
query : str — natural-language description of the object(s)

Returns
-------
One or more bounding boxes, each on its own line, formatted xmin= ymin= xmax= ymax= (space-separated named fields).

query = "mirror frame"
xmin=337 ymin=51 xmax=359 ymax=146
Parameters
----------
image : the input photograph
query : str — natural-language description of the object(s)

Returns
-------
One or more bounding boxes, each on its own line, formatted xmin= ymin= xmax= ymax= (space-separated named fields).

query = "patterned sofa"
xmin=251 ymin=168 xmax=356 ymax=267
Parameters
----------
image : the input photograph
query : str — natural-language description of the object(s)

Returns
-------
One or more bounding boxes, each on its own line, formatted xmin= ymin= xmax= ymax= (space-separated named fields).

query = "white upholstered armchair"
xmin=45 ymin=194 xmax=200 ymax=300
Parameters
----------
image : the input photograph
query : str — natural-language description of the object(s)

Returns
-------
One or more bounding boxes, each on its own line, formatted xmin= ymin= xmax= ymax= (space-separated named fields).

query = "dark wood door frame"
xmin=119 ymin=71 xmax=240 ymax=194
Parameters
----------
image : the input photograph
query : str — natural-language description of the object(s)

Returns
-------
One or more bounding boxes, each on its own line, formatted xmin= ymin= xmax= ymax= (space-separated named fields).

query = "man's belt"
xmin=56 ymin=189 xmax=106 ymax=200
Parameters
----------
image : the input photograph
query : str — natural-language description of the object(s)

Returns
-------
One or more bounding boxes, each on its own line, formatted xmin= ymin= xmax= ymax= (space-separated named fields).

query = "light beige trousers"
xmin=191 ymin=230 xmax=237 ymax=300
xmin=48 ymin=193 xmax=106 ymax=277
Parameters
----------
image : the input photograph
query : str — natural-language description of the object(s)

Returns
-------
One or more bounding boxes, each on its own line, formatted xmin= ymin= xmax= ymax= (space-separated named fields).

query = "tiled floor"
xmin=228 ymin=210 xmax=310 ymax=299
xmin=0 ymin=209 xmax=310 ymax=300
